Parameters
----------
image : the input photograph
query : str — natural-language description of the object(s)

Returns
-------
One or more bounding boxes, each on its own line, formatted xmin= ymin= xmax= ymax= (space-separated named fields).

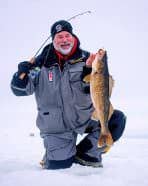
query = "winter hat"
xmin=51 ymin=20 xmax=73 ymax=40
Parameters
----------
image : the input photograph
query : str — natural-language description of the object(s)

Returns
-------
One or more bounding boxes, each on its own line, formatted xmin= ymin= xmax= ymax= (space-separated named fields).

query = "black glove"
xmin=18 ymin=61 xmax=34 ymax=74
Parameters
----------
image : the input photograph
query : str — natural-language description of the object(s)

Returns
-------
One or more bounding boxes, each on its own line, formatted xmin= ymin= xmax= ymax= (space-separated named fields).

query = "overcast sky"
xmin=0 ymin=0 xmax=148 ymax=133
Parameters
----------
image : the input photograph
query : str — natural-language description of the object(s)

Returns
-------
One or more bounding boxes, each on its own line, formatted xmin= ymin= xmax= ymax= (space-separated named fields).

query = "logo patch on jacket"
xmin=48 ymin=71 xmax=53 ymax=81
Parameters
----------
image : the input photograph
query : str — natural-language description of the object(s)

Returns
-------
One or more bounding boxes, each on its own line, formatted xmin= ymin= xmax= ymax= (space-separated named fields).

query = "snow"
xmin=0 ymin=104 xmax=148 ymax=186
xmin=1 ymin=135 xmax=148 ymax=186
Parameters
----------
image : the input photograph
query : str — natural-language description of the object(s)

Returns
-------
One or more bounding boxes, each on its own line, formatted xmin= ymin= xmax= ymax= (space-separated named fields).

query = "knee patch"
xmin=108 ymin=110 xmax=126 ymax=141
xmin=45 ymin=156 xmax=74 ymax=169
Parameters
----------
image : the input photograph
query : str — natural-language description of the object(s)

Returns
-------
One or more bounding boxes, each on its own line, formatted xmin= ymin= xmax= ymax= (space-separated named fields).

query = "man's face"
xmin=53 ymin=31 xmax=74 ymax=55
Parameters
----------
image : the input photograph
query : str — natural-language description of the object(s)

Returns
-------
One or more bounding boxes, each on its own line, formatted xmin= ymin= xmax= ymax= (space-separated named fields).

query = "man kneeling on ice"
xmin=11 ymin=20 xmax=126 ymax=169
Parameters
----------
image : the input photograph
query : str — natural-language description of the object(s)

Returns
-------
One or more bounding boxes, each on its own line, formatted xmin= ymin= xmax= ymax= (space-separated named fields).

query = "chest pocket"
xmin=69 ymin=62 xmax=85 ymax=82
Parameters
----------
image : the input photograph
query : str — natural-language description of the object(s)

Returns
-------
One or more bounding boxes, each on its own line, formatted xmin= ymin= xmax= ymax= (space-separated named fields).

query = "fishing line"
xmin=34 ymin=10 xmax=92 ymax=57
xmin=19 ymin=11 xmax=92 ymax=80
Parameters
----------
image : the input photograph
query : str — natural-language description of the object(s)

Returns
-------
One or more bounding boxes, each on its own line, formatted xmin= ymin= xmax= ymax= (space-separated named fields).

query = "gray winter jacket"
xmin=11 ymin=45 xmax=94 ymax=137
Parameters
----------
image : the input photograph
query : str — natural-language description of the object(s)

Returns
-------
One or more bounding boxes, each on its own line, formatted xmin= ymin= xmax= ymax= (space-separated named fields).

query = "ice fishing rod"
xmin=34 ymin=10 xmax=92 ymax=57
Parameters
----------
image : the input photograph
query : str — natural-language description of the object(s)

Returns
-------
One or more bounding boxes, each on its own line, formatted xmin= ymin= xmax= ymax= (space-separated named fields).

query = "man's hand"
xmin=29 ymin=57 xmax=36 ymax=64
xmin=86 ymin=49 xmax=106 ymax=67
xmin=86 ymin=53 xmax=96 ymax=67
xmin=18 ymin=57 xmax=36 ymax=80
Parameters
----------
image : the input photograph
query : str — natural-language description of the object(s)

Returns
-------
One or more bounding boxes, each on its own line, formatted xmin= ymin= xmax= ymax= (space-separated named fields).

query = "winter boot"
xmin=74 ymin=151 xmax=103 ymax=168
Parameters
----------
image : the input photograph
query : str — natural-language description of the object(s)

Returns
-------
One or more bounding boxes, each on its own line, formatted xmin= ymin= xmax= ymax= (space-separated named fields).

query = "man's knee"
xmin=44 ymin=156 xmax=74 ymax=169
xmin=109 ymin=109 xmax=126 ymax=142
xmin=42 ymin=133 xmax=77 ymax=169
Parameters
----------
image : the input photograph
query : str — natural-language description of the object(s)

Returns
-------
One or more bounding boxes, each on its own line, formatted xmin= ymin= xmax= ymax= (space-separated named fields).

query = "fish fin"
xmin=109 ymin=75 xmax=115 ymax=97
xmin=91 ymin=110 xmax=99 ymax=121
xmin=108 ymin=103 xmax=114 ymax=120
xmin=102 ymin=145 xmax=111 ymax=153
xmin=83 ymin=74 xmax=91 ymax=83
xmin=108 ymin=75 xmax=115 ymax=120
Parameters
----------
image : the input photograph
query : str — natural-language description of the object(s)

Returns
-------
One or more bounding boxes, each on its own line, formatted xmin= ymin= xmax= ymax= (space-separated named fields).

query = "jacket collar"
xmin=43 ymin=35 xmax=83 ymax=67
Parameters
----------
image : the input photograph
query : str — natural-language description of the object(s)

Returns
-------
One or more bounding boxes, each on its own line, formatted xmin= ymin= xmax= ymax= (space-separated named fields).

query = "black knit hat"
xmin=50 ymin=20 xmax=73 ymax=40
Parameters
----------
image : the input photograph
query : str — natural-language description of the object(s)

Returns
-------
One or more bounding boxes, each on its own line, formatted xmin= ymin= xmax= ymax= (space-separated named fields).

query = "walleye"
xmin=90 ymin=49 xmax=114 ymax=148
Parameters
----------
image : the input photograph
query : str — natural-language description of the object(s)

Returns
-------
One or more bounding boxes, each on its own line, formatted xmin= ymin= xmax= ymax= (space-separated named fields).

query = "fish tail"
xmin=98 ymin=131 xmax=113 ymax=147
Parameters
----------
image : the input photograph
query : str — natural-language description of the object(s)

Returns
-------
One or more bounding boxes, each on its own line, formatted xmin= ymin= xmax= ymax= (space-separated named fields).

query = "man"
xmin=11 ymin=20 xmax=126 ymax=169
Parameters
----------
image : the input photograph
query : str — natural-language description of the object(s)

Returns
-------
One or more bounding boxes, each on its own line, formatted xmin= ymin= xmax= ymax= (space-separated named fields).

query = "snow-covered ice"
xmin=0 ymin=104 xmax=148 ymax=186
